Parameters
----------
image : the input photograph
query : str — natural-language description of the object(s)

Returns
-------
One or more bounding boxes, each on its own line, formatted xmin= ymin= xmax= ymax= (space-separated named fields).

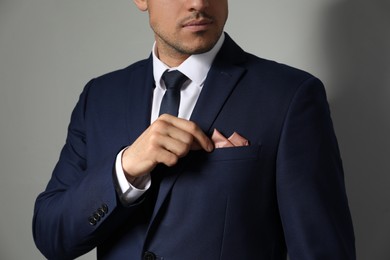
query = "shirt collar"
xmin=152 ymin=33 xmax=225 ymax=89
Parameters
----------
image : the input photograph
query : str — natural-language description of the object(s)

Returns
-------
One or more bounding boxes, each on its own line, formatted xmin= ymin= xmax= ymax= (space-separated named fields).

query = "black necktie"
xmin=159 ymin=70 xmax=188 ymax=116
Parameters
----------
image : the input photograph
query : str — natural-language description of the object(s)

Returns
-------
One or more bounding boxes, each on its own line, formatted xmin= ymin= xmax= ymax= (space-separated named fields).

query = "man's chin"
xmin=179 ymin=38 xmax=218 ymax=55
xmin=184 ymin=46 xmax=214 ymax=55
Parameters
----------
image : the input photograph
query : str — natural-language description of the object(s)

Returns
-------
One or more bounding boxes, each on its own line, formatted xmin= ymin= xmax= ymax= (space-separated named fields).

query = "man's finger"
xmin=158 ymin=114 xmax=214 ymax=152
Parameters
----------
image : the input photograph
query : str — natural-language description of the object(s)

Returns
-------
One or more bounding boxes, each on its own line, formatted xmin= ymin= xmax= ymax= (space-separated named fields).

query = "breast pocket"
xmin=183 ymin=145 xmax=263 ymax=192
xmin=203 ymin=145 xmax=261 ymax=162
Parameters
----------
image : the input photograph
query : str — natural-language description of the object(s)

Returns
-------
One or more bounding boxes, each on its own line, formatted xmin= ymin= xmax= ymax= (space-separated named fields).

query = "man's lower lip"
xmin=184 ymin=24 xmax=212 ymax=31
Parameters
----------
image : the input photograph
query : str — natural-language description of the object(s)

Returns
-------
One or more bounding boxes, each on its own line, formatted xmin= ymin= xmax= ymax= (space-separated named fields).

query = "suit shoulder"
xmin=238 ymin=52 xmax=325 ymax=104
xmin=243 ymin=52 xmax=317 ymax=84
xmin=221 ymin=34 xmax=317 ymax=84
xmin=93 ymin=58 xmax=150 ymax=84
xmin=77 ymin=57 xmax=151 ymax=104
xmin=80 ymin=57 xmax=151 ymax=96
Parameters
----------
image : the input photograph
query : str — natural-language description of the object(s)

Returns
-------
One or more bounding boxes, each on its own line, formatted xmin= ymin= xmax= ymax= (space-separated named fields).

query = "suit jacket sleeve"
xmin=32 ymin=80 xmax=143 ymax=259
xmin=276 ymin=77 xmax=356 ymax=259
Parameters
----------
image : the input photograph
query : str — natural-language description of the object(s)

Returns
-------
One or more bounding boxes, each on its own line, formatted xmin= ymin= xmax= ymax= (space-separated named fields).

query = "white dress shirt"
xmin=115 ymin=34 xmax=225 ymax=203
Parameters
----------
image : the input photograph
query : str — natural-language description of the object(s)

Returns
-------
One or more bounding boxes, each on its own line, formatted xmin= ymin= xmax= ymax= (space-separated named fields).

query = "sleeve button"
xmin=88 ymin=216 xmax=97 ymax=226
xmin=143 ymin=251 xmax=156 ymax=260
xmin=101 ymin=204 xmax=109 ymax=214
xmin=97 ymin=208 xmax=105 ymax=217
xmin=93 ymin=212 xmax=101 ymax=221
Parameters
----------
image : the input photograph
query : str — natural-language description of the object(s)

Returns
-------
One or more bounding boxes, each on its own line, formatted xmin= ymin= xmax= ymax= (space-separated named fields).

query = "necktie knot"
xmin=162 ymin=70 xmax=188 ymax=91
xmin=159 ymin=70 xmax=188 ymax=116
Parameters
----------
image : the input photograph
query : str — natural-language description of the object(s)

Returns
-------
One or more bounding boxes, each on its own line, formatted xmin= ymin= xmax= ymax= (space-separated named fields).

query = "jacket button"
xmin=143 ymin=251 xmax=156 ymax=260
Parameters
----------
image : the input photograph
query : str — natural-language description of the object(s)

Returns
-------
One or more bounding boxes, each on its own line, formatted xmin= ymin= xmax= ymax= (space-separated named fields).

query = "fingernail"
xmin=207 ymin=142 xmax=214 ymax=152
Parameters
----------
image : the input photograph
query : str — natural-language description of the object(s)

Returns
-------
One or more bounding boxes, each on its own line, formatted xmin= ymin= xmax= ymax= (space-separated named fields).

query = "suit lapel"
xmin=190 ymin=61 xmax=246 ymax=134
xmin=145 ymin=35 xmax=248 ymax=238
xmin=125 ymin=56 xmax=154 ymax=143
xmin=191 ymin=34 xmax=247 ymax=134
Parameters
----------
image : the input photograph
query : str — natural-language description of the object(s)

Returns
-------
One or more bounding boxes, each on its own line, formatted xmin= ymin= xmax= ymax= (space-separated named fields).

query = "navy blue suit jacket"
xmin=33 ymin=34 xmax=355 ymax=259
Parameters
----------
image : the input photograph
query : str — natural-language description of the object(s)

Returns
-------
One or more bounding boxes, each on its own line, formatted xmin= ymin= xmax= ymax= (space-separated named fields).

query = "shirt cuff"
xmin=115 ymin=148 xmax=151 ymax=203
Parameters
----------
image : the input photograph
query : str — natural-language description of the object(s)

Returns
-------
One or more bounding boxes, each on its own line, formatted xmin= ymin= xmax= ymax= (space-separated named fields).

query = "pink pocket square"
xmin=211 ymin=129 xmax=249 ymax=148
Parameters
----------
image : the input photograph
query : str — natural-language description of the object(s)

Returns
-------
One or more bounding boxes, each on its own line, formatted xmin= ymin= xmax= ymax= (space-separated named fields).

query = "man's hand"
xmin=122 ymin=114 xmax=214 ymax=181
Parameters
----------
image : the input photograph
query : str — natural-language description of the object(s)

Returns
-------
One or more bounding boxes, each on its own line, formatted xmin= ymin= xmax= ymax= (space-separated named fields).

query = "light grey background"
xmin=1 ymin=0 xmax=389 ymax=259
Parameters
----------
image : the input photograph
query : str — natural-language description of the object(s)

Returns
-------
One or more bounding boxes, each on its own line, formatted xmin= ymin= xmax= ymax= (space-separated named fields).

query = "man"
xmin=33 ymin=0 xmax=356 ymax=259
